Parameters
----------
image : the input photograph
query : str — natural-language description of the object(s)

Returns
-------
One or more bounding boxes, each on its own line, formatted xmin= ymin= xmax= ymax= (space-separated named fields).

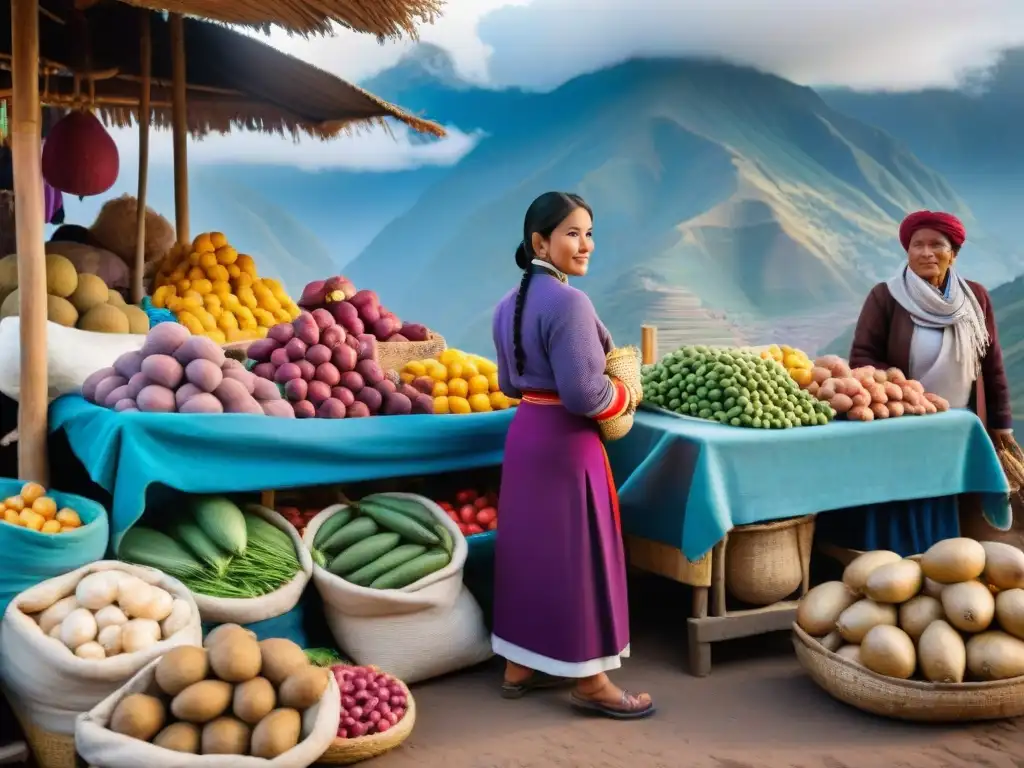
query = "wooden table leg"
xmin=688 ymin=584 xmax=711 ymax=677
xmin=260 ymin=490 xmax=275 ymax=508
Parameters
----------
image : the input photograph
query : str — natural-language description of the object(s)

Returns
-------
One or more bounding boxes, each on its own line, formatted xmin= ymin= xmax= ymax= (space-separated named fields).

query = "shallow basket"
xmin=376 ymin=333 xmax=447 ymax=373
xmin=792 ymin=623 xmax=1024 ymax=722
xmin=318 ymin=675 xmax=417 ymax=765
xmin=600 ymin=345 xmax=640 ymax=442
xmin=2 ymin=691 xmax=76 ymax=768
xmin=725 ymin=514 xmax=815 ymax=606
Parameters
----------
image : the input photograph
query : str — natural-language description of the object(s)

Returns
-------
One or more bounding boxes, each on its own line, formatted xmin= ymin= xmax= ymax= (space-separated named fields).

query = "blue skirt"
xmin=815 ymin=496 xmax=959 ymax=556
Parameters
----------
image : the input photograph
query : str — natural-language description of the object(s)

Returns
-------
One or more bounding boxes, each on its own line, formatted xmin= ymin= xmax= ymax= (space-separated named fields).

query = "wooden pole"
xmin=11 ymin=0 xmax=48 ymax=484
xmin=131 ymin=9 xmax=151 ymax=304
xmin=640 ymin=324 xmax=657 ymax=366
xmin=169 ymin=12 xmax=188 ymax=245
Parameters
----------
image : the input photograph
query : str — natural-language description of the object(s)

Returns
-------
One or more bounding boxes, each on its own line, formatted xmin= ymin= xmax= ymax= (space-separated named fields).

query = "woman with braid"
xmin=490 ymin=192 xmax=653 ymax=719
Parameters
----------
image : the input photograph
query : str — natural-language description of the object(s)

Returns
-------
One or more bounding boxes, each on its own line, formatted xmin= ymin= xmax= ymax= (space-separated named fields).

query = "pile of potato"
xmin=109 ymin=626 xmax=329 ymax=757
xmin=804 ymin=355 xmax=949 ymax=422
xmin=797 ymin=538 xmax=1024 ymax=683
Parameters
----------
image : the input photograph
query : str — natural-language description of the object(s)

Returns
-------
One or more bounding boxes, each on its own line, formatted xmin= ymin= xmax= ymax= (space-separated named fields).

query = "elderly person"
xmin=850 ymin=210 xmax=1012 ymax=444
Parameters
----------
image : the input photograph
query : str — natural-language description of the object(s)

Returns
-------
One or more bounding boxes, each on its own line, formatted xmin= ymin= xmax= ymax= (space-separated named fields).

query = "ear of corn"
xmin=118 ymin=526 xmax=205 ymax=580
xmin=191 ymin=496 xmax=247 ymax=556
xmin=167 ymin=519 xmax=232 ymax=577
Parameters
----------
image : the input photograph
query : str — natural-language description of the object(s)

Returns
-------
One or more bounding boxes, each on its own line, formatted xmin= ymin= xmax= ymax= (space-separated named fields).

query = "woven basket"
xmin=793 ymin=623 xmax=1024 ymax=721
xmin=725 ymin=515 xmax=815 ymax=606
xmin=318 ymin=676 xmax=417 ymax=765
xmin=600 ymin=345 xmax=641 ymax=442
xmin=376 ymin=333 xmax=446 ymax=373
xmin=2 ymin=691 xmax=76 ymax=768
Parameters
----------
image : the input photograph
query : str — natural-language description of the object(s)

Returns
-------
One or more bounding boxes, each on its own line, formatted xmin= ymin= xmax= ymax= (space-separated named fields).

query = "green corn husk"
xmin=192 ymin=496 xmax=247 ymax=556
xmin=243 ymin=507 xmax=296 ymax=553
xmin=168 ymin=519 xmax=232 ymax=577
xmin=118 ymin=526 xmax=205 ymax=580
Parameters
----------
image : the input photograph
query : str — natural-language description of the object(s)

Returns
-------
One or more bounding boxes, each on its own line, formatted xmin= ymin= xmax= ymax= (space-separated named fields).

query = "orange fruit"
xmin=447 ymin=396 xmax=471 ymax=415
xmin=467 ymin=375 xmax=490 ymax=396
xmin=32 ymin=496 xmax=57 ymax=520
xmin=20 ymin=482 xmax=45 ymax=504
xmin=447 ymin=378 xmax=469 ymax=398
xmin=3 ymin=495 xmax=24 ymax=512
xmin=433 ymin=396 xmax=450 ymax=414
xmin=56 ymin=508 xmax=81 ymax=528
xmin=468 ymin=394 xmax=492 ymax=413
xmin=432 ymin=381 xmax=449 ymax=397
xmin=489 ymin=391 xmax=510 ymax=410
xmin=41 ymin=520 xmax=61 ymax=534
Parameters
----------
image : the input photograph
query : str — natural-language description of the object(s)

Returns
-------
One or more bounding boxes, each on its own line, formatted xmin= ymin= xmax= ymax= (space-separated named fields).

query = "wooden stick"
xmin=11 ymin=0 xmax=48 ymax=484
xmin=169 ymin=12 xmax=188 ymax=244
xmin=640 ymin=324 xmax=657 ymax=365
xmin=131 ymin=9 xmax=151 ymax=304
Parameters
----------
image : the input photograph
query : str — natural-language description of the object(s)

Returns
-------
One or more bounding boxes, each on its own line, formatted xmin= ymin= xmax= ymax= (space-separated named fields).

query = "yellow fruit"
xmin=207 ymin=329 xmax=227 ymax=344
xmin=32 ymin=496 xmax=57 ymax=519
xmin=4 ymin=495 xmax=24 ymax=512
xmin=487 ymin=372 xmax=500 ymax=392
xmin=447 ymin=361 xmax=465 ymax=380
xmin=489 ymin=391 xmax=509 ymax=410
xmin=783 ymin=352 xmax=809 ymax=370
xmin=399 ymin=372 xmax=415 ymax=384
xmin=447 ymin=396 xmax=471 ymax=415
xmin=211 ymin=280 xmax=232 ymax=297
xmin=199 ymin=252 xmax=218 ymax=270
xmin=273 ymin=308 xmax=292 ymax=324
xmin=188 ymin=266 xmax=206 ymax=281
xmin=216 ymin=246 xmax=238 ymax=265
xmin=461 ymin=360 xmax=479 ymax=378
xmin=178 ymin=311 xmax=204 ymax=335
xmin=196 ymin=309 xmax=217 ymax=332
xmin=3 ymin=508 xmax=21 ymax=525
xmin=468 ymin=394 xmax=492 ymax=413
xmin=404 ymin=361 xmax=427 ymax=377
xmin=467 ymin=374 xmax=489 ymax=396
xmin=152 ymin=285 xmax=175 ymax=309
xmin=227 ymin=264 xmax=241 ymax=279
xmin=477 ymin=358 xmax=497 ymax=375
xmin=210 ymin=232 xmax=228 ymax=249
xmin=237 ymin=255 xmax=257 ymax=276
xmin=19 ymin=509 xmax=44 ymax=531
xmin=217 ymin=312 xmax=239 ymax=333
xmin=426 ymin=361 xmax=448 ymax=381
xmin=252 ymin=308 xmax=275 ymax=327
xmin=790 ymin=368 xmax=813 ymax=387
xmin=207 ymin=265 xmax=230 ymax=283
xmin=41 ymin=519 xmax=61 ymax=534
xmin=193 ymin=233 xmax=215 ymax=253
xmin=20 ymin=482 xmax=44 ymax=504
xmin=439 ymin=349 xmax=465 ymax=366
xmin=175 ymin=279 xmax=191 ymax=294
xmin=433 ymin=396 xmax=450 ymax=415
xmin=432 ymin=381 xmax=448 ymax=397
xmin=236 ymin=273 xmax=254 ymax=290
xmin=448 ymin=378 xmax=469 ymax=398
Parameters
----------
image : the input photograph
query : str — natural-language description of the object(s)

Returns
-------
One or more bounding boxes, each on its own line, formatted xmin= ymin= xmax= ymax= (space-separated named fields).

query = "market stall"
xmin=608 ymin=325 xmax=1012 ymax=677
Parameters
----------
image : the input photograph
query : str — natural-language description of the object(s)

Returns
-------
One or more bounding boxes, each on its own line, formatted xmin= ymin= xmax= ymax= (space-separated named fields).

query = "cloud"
xmin=108 ymin=122 xmax=484 ymax=172
xmin=476 ymin=0 xmax=1024 ymax=92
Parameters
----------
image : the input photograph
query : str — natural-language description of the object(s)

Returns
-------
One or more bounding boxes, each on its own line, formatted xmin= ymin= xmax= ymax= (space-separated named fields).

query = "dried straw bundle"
xmin=998 ymin=438 xmax=1024 ymax=502
xmin=89 ymin=194 xmax=175 ymax=273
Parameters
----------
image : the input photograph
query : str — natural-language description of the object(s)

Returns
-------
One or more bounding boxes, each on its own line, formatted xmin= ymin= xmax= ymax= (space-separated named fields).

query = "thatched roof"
xmin=115 ymin=0 xmax=443 ymax=38
xmin=0 ymin=3 xmax=445 ymax=139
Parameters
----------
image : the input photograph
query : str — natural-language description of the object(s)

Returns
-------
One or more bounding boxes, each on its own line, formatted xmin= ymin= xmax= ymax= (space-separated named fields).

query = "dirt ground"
xmin=368 ymin=576 xmax=1024 ymax=768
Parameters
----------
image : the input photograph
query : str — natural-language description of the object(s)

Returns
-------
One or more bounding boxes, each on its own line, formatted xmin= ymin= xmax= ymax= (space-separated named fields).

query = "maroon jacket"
xmin=849 ymin=281 xmax=1012 ymax=430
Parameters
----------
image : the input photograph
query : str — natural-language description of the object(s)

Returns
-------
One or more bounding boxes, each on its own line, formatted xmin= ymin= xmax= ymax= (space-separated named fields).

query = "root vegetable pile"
xmin=119 ymin=498 xmax=301 ymax=599
xmin=642 ymin=345 xmax=834 ymax=428
xmin=806 ymin=356 xmax=950 ymax=422
xmin=107 ymin=629 xmax=329 ymax=757
xmin=796 ymin=538 xmax=1024 ymax=682
xmin=298 ymin=275 xmax=429 ymax=344
xmin=402 ymin=348 xmax=519 ymax=414
xmin=248 ymin=309 xmax=432 ymax=418
xmin=152 ymin=232 xmax=301 ymax=344
xmin=25 ymin=568 xmax=192 ymax=659
xmin=2 ymin=481 xmax=84 ymax=534
xmin=332 ymin=665 xmax=410 ymax=739
xmin=83 ymin=322 xmax=293 ymax=416
xmin=435 ymin=488 xmax=498 ymax=536
xmin=312 ymin=495 xmax=453 ymax=588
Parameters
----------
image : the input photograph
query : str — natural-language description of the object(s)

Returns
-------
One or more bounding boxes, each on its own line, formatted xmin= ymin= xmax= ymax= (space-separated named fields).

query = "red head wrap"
xmin=898 ymin=210 xmax=966 ymax=252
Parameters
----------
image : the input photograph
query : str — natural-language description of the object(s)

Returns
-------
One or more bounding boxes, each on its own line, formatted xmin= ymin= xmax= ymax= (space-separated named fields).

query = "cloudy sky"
xmin=119 ymin=0 xmax=1024 ymax=171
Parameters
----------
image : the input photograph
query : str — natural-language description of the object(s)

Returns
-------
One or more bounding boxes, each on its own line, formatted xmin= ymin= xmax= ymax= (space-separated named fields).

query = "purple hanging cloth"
xmin=41 ymin=139 xmax=64 ymax=225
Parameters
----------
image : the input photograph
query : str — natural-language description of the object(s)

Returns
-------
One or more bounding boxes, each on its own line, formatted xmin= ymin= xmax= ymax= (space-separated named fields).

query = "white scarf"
xmin=887 ymin=265 xmax=989 ymax=401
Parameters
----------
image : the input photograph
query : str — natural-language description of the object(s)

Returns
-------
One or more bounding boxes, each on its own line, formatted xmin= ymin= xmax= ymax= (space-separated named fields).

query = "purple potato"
xmin=355 ymin=334 xmax=377 ymax=362
xmin=411 ymin=377 xmax=435 ymax=395
xmin=412 ymin=393 xmax=435 ymax=414
xmin=212 ymin=377 xmax=251 ymax=408
xmin=185 ymin=358 xmax=223 ymax=393
xmin=141 ymin=354 xmax=185 ymax=389
xmin=179 ymin=393 xmax=224 ymax=414
xmin=330 ymin=301 xmax=361 ymax=333
xmin=315 ymin=362 xmax=341 ymax=387
xmin=285 ymin=338 xmax=308 ymax=362
xmin=222 ymin=367 xmax=257 ymax=395
xmin=285 ymin=378 xmax=308 ymax=403
xmin=140 ymin=322 xmax=191 ymax=357
xmin=356 ymin=386 xmax=383 ymax=414
xmin=274 ymin=362 xmax=303 ymax=383
xmin=298 ymin=280 xmax=327 ymax=308
xmin=349 ymin=289 xmax=379 ymax=310
xmin=373 ymin=379 xmax=397 ymax=396
xmin=382 ymin=392 xmax=412 ymax=416
xmin=339 ymin=371 xmax=364 ymax=393
xmin=126 ymin=372 xmax=152 ymax=399
xmin=113 ymin=350 xmax=145 ymax=380
xmin=320 ymin=325 xmax=346 ymax=349
xmin=221 ymin=358 xmax=245 ymax=372
xmin=252 ymin=362 xmax=277 ymax=381
xmin=247 ymin=337 xmax=280 ymax=363
xmin=137 ymin=385 xmax=177 ymax=413
xmin=261 ymin=399 xmax=295 ymax=418
xmin=114 ymin=398 xmax=138 ymax=412
xmin=355 ymin=359 xmax=384 ymax=385
xmin=305 ymin=344 xmax=332 ymax=366
xmin=346 ymin=401 xmax=370 ymax=418
xmin=293 ymin=312 xmax=320 ymax=346
xmin=82 ymin=366 xmax=116 ymax=402
xmin=307 ymin=380 xmax=331 ymax=406
xmin=370 ymin=316 xmax=399 ymax=341
xmin=358 ymin=302 xmax=381 ymax=325
xmin=400 ymin=323 xmax=429 ymax=342
xmin=252 ymin=377 xmax=281 ymax=401
xmin=331 ymin=386 xmax=355 ymax=407
xmin=344 ymin=334 xmax=360 ymax=350
xmin=267 ymin=322 xmax=295 ymax=344
xmin=387 ymin=334 xmax=409 ymax=343
xmin=224 ymin=393 xmax=263 ymax=415
xmin=104 ymin=385 xmax=132 ymax=408
xmin=311 ymin=308 xmax=335 ymax=330
xmin=94 ymin=375 xmax=127 ymax=407
xmin=175 ymin=383 xmax=203 ymax=409
xmin=399 ymin=383 xmax=420 ymax=401
xmin=293 ymin=400 xmax=316 ymax=419
xmin=331 ymin=343 xmax=358 ymax=373
xmin=171 ymin=336 xmax=225 ymax=367
xmin=270 ymin=347 xmax=291 ymax=367
xmin=295 ymin=359 xmax=316 ymax=381
xmin=317 ymin=398 xmax=347 ymax=419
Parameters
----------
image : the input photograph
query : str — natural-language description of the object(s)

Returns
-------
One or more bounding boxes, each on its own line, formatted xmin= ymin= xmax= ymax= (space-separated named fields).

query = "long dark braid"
xmin=512 ymin=267 xmax=533 ymax=376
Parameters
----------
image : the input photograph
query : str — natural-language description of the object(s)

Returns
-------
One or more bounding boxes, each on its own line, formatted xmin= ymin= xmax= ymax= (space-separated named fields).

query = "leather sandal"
xmin=501 ymin=671 xmax=571 ymax=699
xmin=570 ymin=688 xmax=655 ymax=720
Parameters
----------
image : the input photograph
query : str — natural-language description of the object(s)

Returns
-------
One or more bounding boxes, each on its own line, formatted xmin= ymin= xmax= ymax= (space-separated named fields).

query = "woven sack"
xmin=376 ymin=333 xmax=447 ymax=373
xmin=303 ymin=493 xmax=492 ymax=683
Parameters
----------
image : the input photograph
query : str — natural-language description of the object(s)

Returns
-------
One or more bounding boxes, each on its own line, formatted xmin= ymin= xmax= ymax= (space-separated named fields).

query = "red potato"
xmin=295 ymin=359 xmax=317 ymax=381
xmin=476 ymin=507 xmax=497 ymax=526
xmin=399 ymin=383 xmax=421 ymax=402
xmin=355 ymin=335 xmax=377 ymax=362
xmin=83 ymin=366 xmax=116 ymax=402
xmin=412 ymin=394 xmax=434 ymax=415
xmin=382 ymin=392 xmax=412 ymax=415
xmin=349 ymin=289 xmax=380 ymax=310
xmin=285 ymin=338 xmax=308 ymax=362
xmin=887 ymin=401 xmax=905 ymax=417
xmin=285 ymin=379 xmax=308 ymax=402
xmin=293 ymin=400 xmax=316 ymax=419
xmin=317 ymin=398 xmax=347 ymax=419
xmin=247 ymin=338 xmax=279 ymax=363
xmin=347 ymin=401 xmax=370 ymax=418
xmin=358 ymin=301 xmax=382 ymax=325
xmin=458 ymin=505 xmax=476 ymax=524
xmin=268 ymin=322 xmax=295 ymax=345
xmin=299 ymin=280 xmax=327 ymax=308
xmin=311 ymin=308 xmax=336 ymax=330
xmin=847 ymin=405 xmax=875 ymax=422
xmin=339 ymin=371 xmax=364 ymax=393
xmin=375 ymin=379 xmax=397 ymax=396
xmin=270 ymin=347 xmax=291 ymax=367
xmin=275 ymin=362 xmax=302 ymax=384
xmin=114 ymin=350 xmax=145 ymax=380
xmin=252 ymin=377 xmax=281 ymax=401
xmin=356 ymin=386 xmax=383 ymax=414
xmin=332 ymin=344 xmax=358 ymax=373
xmin=316 ymin=362 xmax=342 ymax=387
xmin=356 ymin=359 xmax=385 ymax=385
xmin=830 ymin=393 xmax=854 ymax=413
xmin=306 ymin=344 xmax=332 ymax=367
xmin=330 ymin=301 xmax=363 ymax=335
xmin=320 ymin=325 xmax=346 ymax=349
xmin=252 ymin=362 xmax=277 ymax=381
xmin=870 ymin=402 xmax=889 ymax=419
xmin=308 ymin=380 xmax=332 ymax=407
xmin=810 ymin=366 xmax=832 ymax=385
xmin=331 ymin=387 xmax=355 ymax=407
xmin=388 ymin=334 xmax=409 ymax=343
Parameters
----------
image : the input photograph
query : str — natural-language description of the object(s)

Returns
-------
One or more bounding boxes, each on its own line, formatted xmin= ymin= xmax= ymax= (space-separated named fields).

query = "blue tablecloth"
xmin=49 ymin=394 xmax=515 ymax=549
xmin=606 ymin=408 xmax=1011 ymax=561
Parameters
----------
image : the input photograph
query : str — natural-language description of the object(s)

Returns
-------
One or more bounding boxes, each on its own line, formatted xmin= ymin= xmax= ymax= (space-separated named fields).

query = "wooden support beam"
xmin=169 ymin=12 xmax=188 ymax=244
